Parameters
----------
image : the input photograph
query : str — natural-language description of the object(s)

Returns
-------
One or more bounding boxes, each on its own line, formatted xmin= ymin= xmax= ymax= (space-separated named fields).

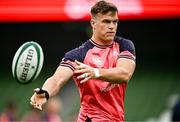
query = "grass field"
xmin=0 ymin=65 xmax=179 ymax=121
xmin=125 ymin=66 xmax=180 ymax=121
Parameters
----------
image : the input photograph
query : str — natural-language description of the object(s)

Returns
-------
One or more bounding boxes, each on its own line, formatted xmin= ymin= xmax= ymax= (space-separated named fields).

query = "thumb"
xmin=75 ymin=60 xmax=87 ymax=67
xmin=75 ymin=60 xmax=82 ymax=65
xmin=36 ymin=104 xmax=43 ymax=110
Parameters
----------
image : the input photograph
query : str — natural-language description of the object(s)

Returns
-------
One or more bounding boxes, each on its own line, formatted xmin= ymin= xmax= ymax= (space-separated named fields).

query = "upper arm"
xmin=117 ymin=58 xmax=136 ymax=78
xmin=116 ymin=36 xmax=136 ymax=80
xmin=117 ymin=39 xmax=136 ymax=76
xmin=56 ymin=46 xmax=84 ymax=83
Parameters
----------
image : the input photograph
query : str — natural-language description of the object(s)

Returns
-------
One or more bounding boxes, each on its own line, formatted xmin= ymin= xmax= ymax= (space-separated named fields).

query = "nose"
xmin=109 ymin=22 xmax=115 ymax=30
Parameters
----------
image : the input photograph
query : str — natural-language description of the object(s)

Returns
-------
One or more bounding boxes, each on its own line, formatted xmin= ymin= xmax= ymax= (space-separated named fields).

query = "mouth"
xmin=107 ymin=32 xmax=115 ymax=34
xmin=106 ymin=32 xmax=115 ymax=36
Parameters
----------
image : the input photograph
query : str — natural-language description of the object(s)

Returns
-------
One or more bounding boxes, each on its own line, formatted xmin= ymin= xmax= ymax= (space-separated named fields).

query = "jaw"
xmin=92 ymin=31 xmax=115 ymax=45
xmin=103 ymin=33 xmax=115 ymax=41
xmin=105 ymin=35 xmax=115 ymax=41
xmin=98 ymin=35 xmax=114 ymax=45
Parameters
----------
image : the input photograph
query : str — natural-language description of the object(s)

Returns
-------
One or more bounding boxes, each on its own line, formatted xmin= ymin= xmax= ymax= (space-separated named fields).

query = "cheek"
xmin=97 ymin=25 xmax=106 ymax=33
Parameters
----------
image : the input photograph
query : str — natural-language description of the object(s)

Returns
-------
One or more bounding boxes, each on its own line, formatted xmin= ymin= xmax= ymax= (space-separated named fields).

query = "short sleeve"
xmin=59 ymin=41 xmax=93 ymax=71
xmin=115 ymin=36 xmax=136 ymax=61
xmin=60 ymin=48 xmax=82 ymax=71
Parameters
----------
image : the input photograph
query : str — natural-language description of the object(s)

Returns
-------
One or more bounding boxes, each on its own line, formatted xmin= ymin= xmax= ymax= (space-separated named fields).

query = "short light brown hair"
xmin=91 ymin=0 xmax=118 ymax=18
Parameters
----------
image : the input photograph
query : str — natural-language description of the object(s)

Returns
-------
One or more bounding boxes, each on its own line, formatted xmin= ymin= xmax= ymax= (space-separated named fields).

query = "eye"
xmin=102 ymin=20 xmax=111 ymax=24
xmin=113 ymin=20 xmax=118 ymax=24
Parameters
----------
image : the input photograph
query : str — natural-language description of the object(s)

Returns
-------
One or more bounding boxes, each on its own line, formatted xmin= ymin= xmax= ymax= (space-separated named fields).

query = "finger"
xmin=77 ymin=73 xmax=89 ymax=79
xmin=80 ymin=77 xmax=90 ymax=84
xmin=75 ymin=66 xmax=89 ymax=71
xmin=30 ymin=100 xmax=36 ymax=105
xmin=74 ymin=69 xmax=86 ymax=74
xmin=36 ymin=104 xmax=42 ymax=110
xmin=75 ymin=60 xmax=87 ymax=67
xmin=30 ymin=94 xmax=36 ymax=102
xmin=30 ymin=102 xmax=35 ymax=106
xmin=75 ymin=65 xmax=84 ymax=70
xmin=77 ymin=74 xmax=85 ymax=79
xmin=75 ymin=60 xmax=81 ymax=65
xmin=32 ymin=104 xmax=42 ymax=110
xmin=31 ymin=103 xmax=37 ymax=108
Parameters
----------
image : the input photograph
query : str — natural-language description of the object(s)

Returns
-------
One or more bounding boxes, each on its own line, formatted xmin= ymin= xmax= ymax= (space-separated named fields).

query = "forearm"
xmin=98 ymin=67 xmax=133 ymax=83
xmin=74 ymin=59 xmax=135 ymax=84
xmin=41 ymin=77 xmax=62 ymax=97
xmin=41 ymin=66 xmax=73 ymax=97
xmin=42 ymin=76 xmax=65 ymax=97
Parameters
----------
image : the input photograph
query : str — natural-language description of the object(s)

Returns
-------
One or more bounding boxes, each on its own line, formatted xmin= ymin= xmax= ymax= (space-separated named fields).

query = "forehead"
xmin=96 ymin=11 xmax=119 ymax=20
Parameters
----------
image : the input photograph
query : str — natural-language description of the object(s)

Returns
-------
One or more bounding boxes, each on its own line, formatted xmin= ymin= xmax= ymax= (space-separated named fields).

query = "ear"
xmin=90 ymin=19 xmax=95 ymax=28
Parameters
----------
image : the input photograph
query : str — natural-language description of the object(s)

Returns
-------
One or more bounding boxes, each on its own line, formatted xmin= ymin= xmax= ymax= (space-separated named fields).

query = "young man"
xmin=30 ymin=1 xmax=136 ymax=121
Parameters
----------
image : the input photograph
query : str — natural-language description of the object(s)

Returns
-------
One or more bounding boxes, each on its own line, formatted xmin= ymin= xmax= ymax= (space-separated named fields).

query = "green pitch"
xmin=0 ymin=66 xmax=179 ymax=121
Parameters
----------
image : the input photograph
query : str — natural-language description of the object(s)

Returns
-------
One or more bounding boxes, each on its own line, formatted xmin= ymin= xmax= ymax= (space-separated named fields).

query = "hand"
xmin=74 ymin=60 xmax=97 ymax=83
xmin=30 ymin=88 xmax=48 ymax=110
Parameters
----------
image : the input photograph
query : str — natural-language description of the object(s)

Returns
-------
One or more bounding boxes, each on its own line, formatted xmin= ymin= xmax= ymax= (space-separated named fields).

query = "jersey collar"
xmin=89 ymin=39 xmax=113 ymax=49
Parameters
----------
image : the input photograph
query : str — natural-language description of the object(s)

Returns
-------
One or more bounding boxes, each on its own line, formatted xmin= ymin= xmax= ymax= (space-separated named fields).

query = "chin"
xmin=105 ymin=36 xmax=114 ymax=41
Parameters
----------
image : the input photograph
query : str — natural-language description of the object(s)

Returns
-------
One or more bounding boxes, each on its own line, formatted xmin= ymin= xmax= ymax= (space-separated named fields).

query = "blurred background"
xmin=0 ymin=0 xmax=179 ymax=121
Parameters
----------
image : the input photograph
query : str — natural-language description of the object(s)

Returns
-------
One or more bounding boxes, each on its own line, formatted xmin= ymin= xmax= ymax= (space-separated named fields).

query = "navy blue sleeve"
xmin=60 ymin=41 xmax=93 ymax=71
xmin=63 ymin=47 xmax=84 ymax=62
xmin=115 ymin=36 xmax=136 ymax=61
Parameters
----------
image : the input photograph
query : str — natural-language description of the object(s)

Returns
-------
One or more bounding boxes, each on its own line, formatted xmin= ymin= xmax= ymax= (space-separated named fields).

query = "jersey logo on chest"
xmin=92 ymin=57 xmax=102 ymax=66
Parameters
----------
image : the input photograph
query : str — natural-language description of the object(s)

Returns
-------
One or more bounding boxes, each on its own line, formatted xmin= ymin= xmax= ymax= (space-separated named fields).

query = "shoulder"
xmin=64 ymin=40 xmax=94 ymax=62
xmin=114 ymin=36 xmax=135 ymax=54
xmin=114 ymin=36 xmax=135 ymax=49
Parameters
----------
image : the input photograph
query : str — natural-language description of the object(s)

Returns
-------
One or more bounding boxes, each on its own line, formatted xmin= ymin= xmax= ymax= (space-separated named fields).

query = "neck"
xmin=91 ymin=35 xmax=113 ymax=46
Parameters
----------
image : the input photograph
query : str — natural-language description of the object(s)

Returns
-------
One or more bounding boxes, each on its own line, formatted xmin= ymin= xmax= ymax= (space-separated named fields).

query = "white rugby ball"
xmin=12 ymin=41 xmax=44 ymax=84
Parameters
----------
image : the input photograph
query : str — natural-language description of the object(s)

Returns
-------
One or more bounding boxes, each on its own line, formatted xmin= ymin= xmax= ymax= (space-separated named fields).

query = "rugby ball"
xmin=12 ymin=41 xmax=44 ymax=84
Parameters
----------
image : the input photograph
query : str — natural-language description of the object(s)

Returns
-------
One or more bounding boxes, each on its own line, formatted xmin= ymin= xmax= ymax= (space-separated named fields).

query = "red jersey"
xmin=60 ymin=36 xmax=136 ymax=122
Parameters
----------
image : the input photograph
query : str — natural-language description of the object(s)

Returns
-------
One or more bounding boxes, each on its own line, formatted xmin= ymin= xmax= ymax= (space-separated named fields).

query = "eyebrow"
xmin=102 ymin=18 xmax=119 ymax=22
